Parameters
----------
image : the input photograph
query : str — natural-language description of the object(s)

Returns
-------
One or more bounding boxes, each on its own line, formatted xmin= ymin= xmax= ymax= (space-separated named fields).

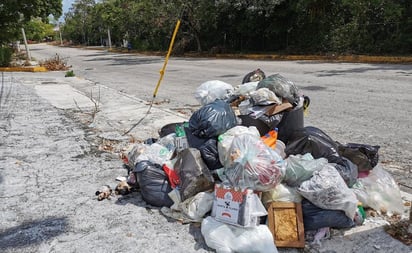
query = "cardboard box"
xmin=212 ymin=184 xmax=266 ymax=227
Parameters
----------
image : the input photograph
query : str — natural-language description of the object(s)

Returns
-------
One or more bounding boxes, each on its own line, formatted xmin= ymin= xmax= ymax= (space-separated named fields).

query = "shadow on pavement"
xmin=0 ymin=217 xmax=68 ymax=250
xmin=298 ymin=63 xmax=412 ymax=77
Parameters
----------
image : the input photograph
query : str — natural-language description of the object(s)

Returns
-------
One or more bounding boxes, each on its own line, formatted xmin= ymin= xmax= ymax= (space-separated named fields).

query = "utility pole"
xmin=21 ymin=28 xmax=31 ymax=61
xmin=59 ymin=23 xmax=63 ymax=46
xmin=107 ymin=28 xmax=112 ymax=50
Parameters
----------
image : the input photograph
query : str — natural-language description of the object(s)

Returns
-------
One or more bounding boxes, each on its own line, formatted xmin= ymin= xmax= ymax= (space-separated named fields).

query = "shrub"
xmin=0 ymin=47 xmax=12 ymax=67
xmin=65 ymin=70 xmax=75 ymax=77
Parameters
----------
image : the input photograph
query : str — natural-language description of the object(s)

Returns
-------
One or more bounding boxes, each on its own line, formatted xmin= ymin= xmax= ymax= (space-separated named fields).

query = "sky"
xmin=61 ymin=0 xmax=75 ymax=21
xmin=62 ymin=0 xmax=75 ymax=14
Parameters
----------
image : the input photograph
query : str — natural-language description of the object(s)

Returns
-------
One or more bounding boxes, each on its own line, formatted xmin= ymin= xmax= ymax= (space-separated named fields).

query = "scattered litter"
xmin=97 ymin=69 xmax=410 ymax=251
xmin=95 ymin=185 xmax=113 ymax=201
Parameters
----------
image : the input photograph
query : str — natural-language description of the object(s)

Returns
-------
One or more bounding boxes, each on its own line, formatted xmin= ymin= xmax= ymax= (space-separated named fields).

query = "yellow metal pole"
xmin=123 ymin=19 xmax=181 ymax=135
xmin=152 ymin=19 xmax=181 ymax=98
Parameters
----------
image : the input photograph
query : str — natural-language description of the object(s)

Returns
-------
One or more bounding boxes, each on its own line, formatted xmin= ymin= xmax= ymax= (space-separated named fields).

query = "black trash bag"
xmin=302 ymin=198 xmax=355 ymax=231
xmin=198 ymin=138 xmax=222 ymax=171
xmin=285 ymin=126 xmax=358 ymax=186
xmin=134 ymin=160 xmax=174 ymax=207
xmin=256 ymin=74 xmax=300 ymax=105
xmin=189 ymin=100 xmax=238 ymax=139
xmin=242 ymin=68 xmax=266 ymax=84
xmin=334 ymin=157 xmax=359 ymax=187
xmin=184 ymin=127 xmax=209 ymax=149
xmin=338 ymin=143 xmax=380 ymax=172
xmin=144 ymin=138 xmax=157 ymax=145
xmin=174 ymin=148 xmax=215 ymax=201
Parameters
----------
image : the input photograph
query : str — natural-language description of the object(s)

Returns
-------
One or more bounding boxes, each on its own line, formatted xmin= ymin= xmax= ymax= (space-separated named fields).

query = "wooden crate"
xmin=267 ymin=202 xmax=305 ymax=248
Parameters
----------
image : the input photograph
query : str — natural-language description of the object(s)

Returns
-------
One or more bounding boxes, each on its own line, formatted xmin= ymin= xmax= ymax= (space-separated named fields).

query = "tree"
xmin=24 ymin=18 xmax=55 ymax=42
xmin=0 ymin=0 xmax=62 ymax=44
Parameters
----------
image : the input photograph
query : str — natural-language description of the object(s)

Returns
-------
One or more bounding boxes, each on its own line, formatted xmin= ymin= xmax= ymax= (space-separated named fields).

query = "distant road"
xmin=29 ymin=43 xmax=412 ymax=191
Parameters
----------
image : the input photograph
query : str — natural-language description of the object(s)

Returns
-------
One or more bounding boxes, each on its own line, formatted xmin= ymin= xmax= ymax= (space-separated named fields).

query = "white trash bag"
xmin=201 ymin=216 xmax=278 ymax=253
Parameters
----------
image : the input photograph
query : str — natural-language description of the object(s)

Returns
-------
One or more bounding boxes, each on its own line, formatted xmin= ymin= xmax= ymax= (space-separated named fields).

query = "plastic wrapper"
xmin=194 ymin=80 xmax=234 ymax=105
xmin=189 ymin=100 xmax=238 ymax=139
xmin=217 ymin=126 xmax=260 ymax=165
xmin=286 ymin=126 xmax=358 ymax=187
xmin=223 ymin=133 xmax=284 ymax=191
xmin=261 ymin=183 xmax=302 ymax=206
xmin=297 ymin=163 xmax=358 ymax=219
xmin=173 ymin=148 xmax=214 ymax=201
xmin=352 ymin=165 xmax=404 ymax=215
xmin=301 ymin=199 xmax=355 ymax=231
xmin=201 ymin=216 xmax=278 ymax=253
xmin=249 ymin=87 xmax=282 ymax=105
xmin=134 ymin=160 xmax=174 ymax=207
xmin=283 ymin=153 xmax=328 ymax=187
xmin=256 ymin=74 xmax=299 ymax=105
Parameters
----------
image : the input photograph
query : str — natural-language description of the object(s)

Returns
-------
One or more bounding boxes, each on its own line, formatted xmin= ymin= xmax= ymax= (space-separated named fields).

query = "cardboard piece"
xmin=265 ymin=102 xmax=293 ymax=116
xmin=267 ymin=202 xmax=305 ymax=248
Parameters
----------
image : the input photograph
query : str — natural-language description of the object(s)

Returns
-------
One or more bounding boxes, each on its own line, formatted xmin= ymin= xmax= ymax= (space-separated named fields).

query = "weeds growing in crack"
xmin=73 ymin=85 xmax=101 ymax=124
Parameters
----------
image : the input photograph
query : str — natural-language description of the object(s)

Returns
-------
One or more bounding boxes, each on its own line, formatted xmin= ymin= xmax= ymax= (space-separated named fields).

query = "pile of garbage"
xmin=111 ymin=69 xmax=407 ymax=252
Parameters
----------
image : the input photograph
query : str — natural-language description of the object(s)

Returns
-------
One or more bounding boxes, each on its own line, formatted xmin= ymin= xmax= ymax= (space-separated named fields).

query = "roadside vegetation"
xmin=0 ymin=0 xmax=411 ymax=68
xmin=60 ymin=0 xmax=411 ymax=56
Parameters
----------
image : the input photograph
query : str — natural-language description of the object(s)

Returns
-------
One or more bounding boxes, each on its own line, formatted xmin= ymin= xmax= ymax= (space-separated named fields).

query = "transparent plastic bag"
xmin=250 ymin=87 xmax=282 ymax=105
xmin=194 ymin=80 xmax=234 ymax=105
xmin=298 ymin=163 xmax=358 ymax=219
xmin=126 ymin=142 xmax=173 ymax=168
xmin=136 ymin=143 xmax=174 ymax=165
xmin=223 ymin=133 xmax=284 ymax=191
xmin=234 ymin=81 xmax=259 ymax=96
xmin=261 ymin=183 xmax=302 ymax=206
xmin=217 ymin=126 xmax=260 ymax=165
xmin=256 ymin=74 xmax=299 ymax=105
xmin=352 ymin=165 xmax=404 ymax=215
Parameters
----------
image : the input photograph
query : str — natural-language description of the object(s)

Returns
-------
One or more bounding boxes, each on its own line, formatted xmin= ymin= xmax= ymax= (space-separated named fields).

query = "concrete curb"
xmin=0 ymin=66 xmax=48 ymax=72
xmin=212 ymin=54 xmax=412 ymax=64
xmin=51 ymin=43 xmax=412 ymax=64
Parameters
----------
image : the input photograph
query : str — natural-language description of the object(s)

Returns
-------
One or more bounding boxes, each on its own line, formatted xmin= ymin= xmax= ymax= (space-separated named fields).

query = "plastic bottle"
xmin=261 ymin=128 xmax=278 ymax=148
xmin=354 ymin=202 xmax=366 ymax=225
xmin=175 ymin=122 xmax=189 ymax=151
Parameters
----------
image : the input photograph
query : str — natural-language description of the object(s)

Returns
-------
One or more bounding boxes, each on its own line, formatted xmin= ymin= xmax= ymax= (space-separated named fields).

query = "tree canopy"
xmin=0 ymin=0 xmax=62 ymax=44
xmin=61 ymin=0 xmax=411 ymax=55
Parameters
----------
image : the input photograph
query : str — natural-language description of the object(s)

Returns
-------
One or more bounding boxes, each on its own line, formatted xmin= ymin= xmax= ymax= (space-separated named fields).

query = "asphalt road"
xmin=29 ymin=43 xmax=412 ymax=192
xmin=1 ymin=44 xmax=411 ymax=253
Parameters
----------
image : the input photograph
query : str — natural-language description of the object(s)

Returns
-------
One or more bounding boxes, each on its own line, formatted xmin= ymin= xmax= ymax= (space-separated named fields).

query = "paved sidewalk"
xmin=0 ymin=72 xmax=411 ymax=253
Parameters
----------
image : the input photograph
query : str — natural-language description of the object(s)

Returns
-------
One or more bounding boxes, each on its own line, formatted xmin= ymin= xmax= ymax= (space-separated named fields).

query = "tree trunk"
xmin=409 ymin=204 xmax=412 ymax=234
